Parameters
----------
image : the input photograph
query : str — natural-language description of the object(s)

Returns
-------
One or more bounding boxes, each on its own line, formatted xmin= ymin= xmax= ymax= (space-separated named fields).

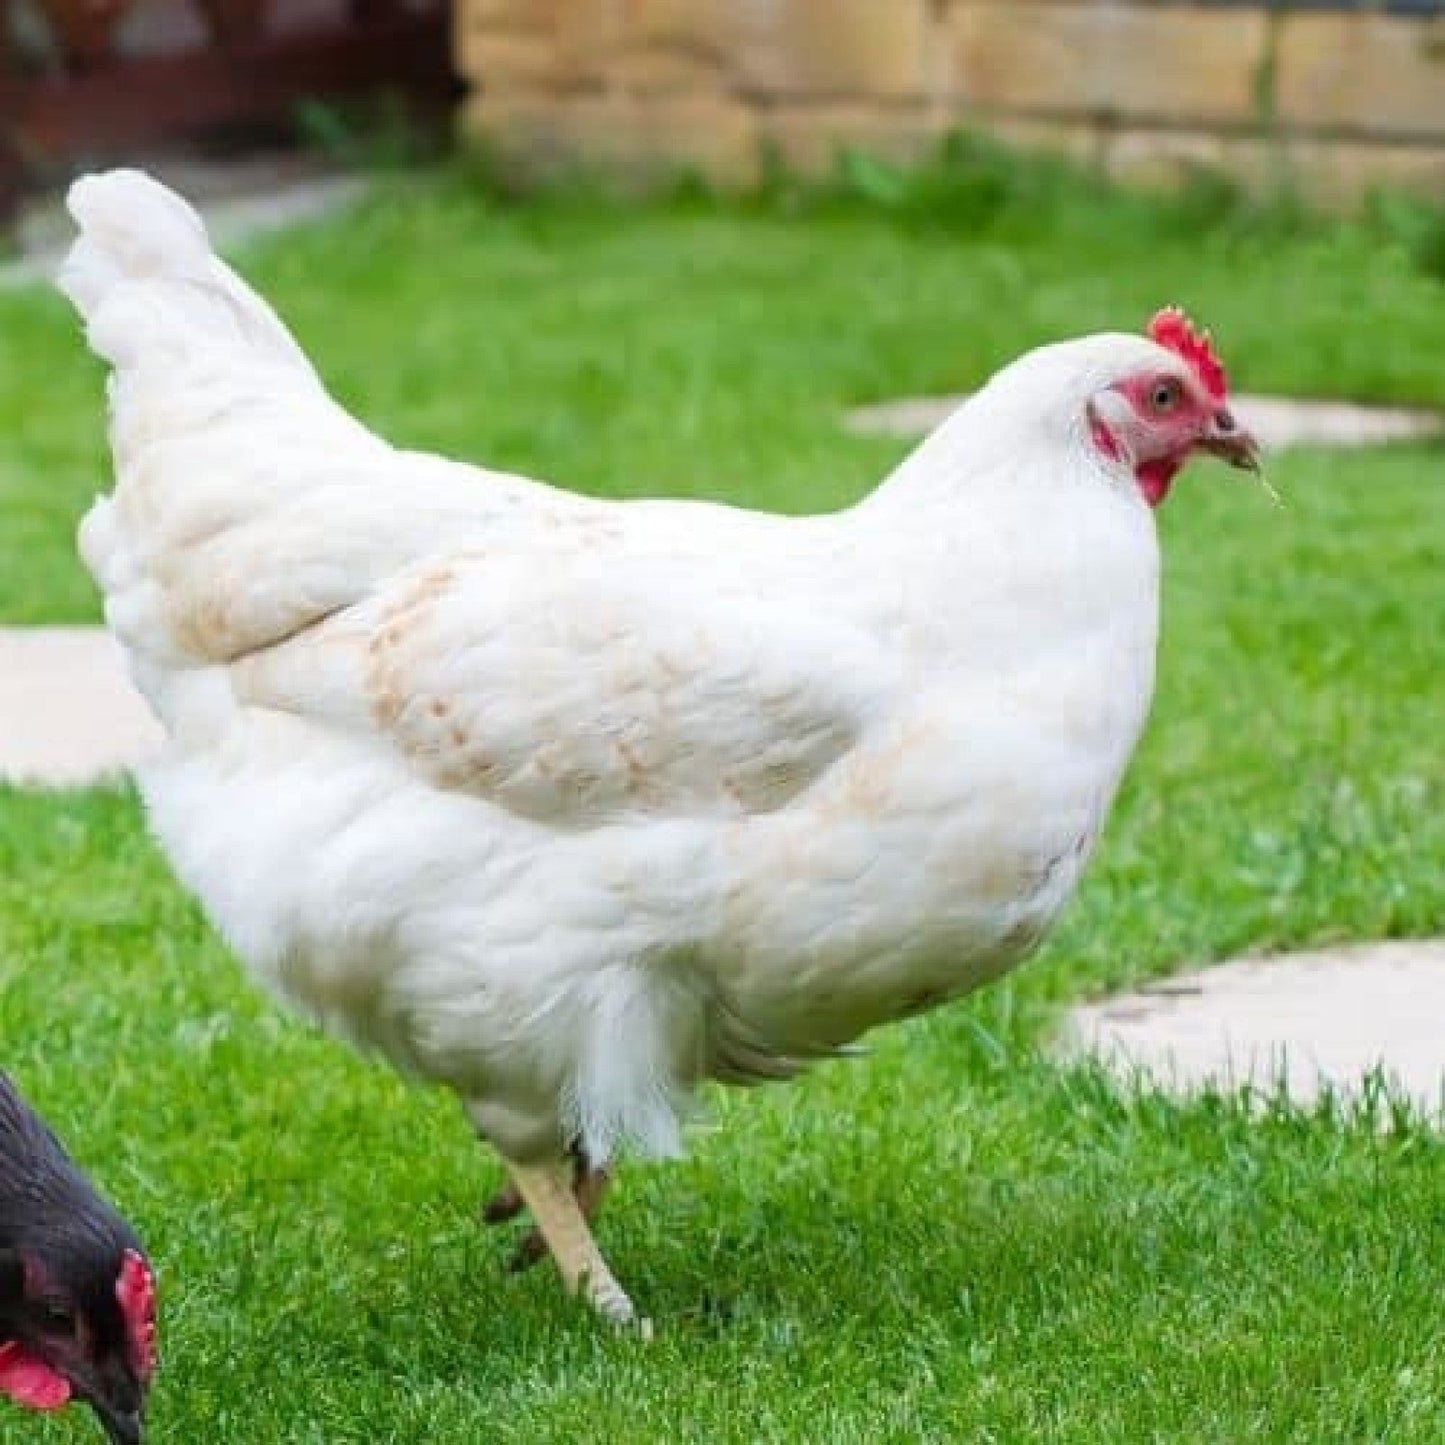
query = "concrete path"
xmin=1 ymin=155 xmax=366 ymax=290
xmin=0 ymin=628 xmax=162 ymax=786
xmin=1060 ymin=941 xmax=1445 ymax=1115
xmin=848 ymin=392 xmax=1442 ymax=452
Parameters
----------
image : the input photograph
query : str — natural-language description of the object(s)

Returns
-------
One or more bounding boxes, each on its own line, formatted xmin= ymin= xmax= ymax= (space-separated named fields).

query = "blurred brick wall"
xmin=456 ymin=2 xmax=1445 ymax=205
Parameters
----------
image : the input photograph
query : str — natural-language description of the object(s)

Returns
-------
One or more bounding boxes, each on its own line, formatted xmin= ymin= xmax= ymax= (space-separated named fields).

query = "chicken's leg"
xmin=506 ymin=1158 xmax=612 ymax=1272
xmin=506 ymin=1161 xmax=642 ymax=1329
xmin=486 ymin=1143 xmax=612 ymax=1271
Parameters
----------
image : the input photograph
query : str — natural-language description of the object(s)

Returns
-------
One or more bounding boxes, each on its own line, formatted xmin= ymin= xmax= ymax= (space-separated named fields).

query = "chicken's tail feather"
xmin=58 ymin=169 xmax=369 ymax=699
xmin=59 ymin=168 xmax=319 ymax=383
xmin=563 ymin=965 xmax=699 ymax=1165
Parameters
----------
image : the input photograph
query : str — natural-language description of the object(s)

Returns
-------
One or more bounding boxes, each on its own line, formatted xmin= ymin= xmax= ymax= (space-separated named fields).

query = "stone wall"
xmin=456 ymin=2 xmax=1445 ymax=206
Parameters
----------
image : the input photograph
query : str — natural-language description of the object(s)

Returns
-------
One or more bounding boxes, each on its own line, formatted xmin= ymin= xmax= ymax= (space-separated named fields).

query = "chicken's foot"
xmin=506 ymin=1160 xmax=643 ymax=1330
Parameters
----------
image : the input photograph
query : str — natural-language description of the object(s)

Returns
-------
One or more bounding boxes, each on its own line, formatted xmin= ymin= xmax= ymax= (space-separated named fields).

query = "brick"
xmin=610 ymin=47 xmax=730 ymax=98
xmin=760 ymin=0 xmax=928 ymax=100
xmin=455 ymin=0 xmax=1445 ymax=207
xmin=1276 ymin=13 xmax=1445 ymax=138
xmin=456 ymin=30 xmax=571 ymax=91
xmin=470 ymin=0 xmax=938 ymax=102
xmin=774 ymin=0 xmax=931 ymax=100
xmin=456 ymin=0 xmax=614 ymax=94
xmin=459 ymin=0 xmax=555 ymax=29
xmin=611 ymin=0 xmax=733 ymax=98
xmin=1105 ymin=128 xmax=1233 ymax=190
xmin=734 ymin=0 xmax=932 ymax=101
xmin=464 ymin=92 xmax=762 ymax=188
xmin=1104 ymin=130 xmax=1309 ymax=206
xmin=619 ymin=0 xmax=933 ymax=100
xmin=619 ymin=0 xmax=733 ymax=63
xmin=948 ymin=3 xmax=1269 ymax=126
xmin=1281 ymin=138 xmax=1445 ymax=209
xmin=458 ymin=93 xmax=571 ymax=172
xmin=1062 ymin=127 xmax=1445 ymax=212
xmin=764 ymin=105 xmax=947 ymax=176
xmin=967 ymin=115 xmax=1104 ymax=168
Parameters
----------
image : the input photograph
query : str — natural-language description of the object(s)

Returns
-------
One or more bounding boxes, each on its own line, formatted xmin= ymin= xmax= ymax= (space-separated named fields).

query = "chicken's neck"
xmin=835 ymin=404 xmax=1162 ymax=776
xmin=863 ymin=379 xmax=1132 ymax=511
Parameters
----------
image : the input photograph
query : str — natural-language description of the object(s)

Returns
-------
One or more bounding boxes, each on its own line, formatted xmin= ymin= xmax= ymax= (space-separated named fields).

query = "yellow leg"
xmin=507 ymin=1162 xmax=612 ymax=1272
xmin=507 ymin=1161 xmax=645 ymax=1331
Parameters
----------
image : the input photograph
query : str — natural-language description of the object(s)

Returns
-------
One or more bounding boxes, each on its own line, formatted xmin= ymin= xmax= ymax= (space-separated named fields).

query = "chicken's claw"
xmin=506 ymin=1230 xmax=551 ymax=1273
xmin=481 ymin=1180 xmax=526 ymax=1225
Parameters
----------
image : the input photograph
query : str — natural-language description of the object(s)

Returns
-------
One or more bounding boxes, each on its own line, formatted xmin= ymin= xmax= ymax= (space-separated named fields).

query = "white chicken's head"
xmin=967 ymin=307 xmax=1260 ymax=509
xmin=1088 ymin=307 xmax=1259 ymax=505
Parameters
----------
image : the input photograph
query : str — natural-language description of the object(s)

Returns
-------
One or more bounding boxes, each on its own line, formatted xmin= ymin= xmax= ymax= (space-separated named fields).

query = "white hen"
xmin=61 ymin=170 xmax=1258 ymax=1326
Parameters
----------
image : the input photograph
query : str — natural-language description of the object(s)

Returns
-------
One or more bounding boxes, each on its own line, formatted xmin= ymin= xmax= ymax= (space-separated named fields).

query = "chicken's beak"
xmin=1199 ymin=406 xmax=1261 ymax=472
xmin=90 ymin=1395 xmax=144 ymax=1445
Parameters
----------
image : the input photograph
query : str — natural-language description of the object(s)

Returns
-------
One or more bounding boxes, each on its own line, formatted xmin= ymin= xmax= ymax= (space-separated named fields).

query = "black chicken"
xmin=0 ymin=1071 xmax=156 ymax=1443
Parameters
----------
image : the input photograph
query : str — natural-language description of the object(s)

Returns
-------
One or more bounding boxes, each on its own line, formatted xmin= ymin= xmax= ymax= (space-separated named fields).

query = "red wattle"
xmin=1092 ymin=413 xmax=1180 ymax=508
xmin=1136 ymin=459 xmax=1181 ymax=507
xmin=0 ymin=1341 xmax=71 ymax=1412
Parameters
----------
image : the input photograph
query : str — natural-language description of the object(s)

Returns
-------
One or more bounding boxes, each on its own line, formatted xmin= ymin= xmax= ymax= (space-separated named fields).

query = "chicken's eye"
xmin=36 ymin=1300 xmax=75 ymax=1334
xmin=1149 ymin=378 xmax=1183 ymax=413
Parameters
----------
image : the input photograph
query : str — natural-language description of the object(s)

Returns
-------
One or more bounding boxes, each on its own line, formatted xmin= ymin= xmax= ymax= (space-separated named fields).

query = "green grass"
xmin=1 ymin=159 xmax=1443 ymax=1441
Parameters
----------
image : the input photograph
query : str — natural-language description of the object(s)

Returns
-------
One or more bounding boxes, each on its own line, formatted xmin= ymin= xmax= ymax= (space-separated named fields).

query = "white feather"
xmin=62 ymin=169 xmax=1167 ymax=1166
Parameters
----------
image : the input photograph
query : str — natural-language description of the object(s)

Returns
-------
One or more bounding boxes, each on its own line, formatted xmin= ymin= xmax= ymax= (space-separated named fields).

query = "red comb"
xmin=115 ymin=1250 xmax=157 ymax=1383
xmin=1148 ymin=306 xmax=1227 ymax=402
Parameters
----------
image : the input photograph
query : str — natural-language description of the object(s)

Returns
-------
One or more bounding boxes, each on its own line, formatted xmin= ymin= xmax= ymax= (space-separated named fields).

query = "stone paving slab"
xmin=847 ymin=392 xmax=1443 ymax=452
xmin=1060 ymin=941 xmax=1445 ymax=1115
xmin=1 ymin=160 xmax=366 ymax=290
xmin=0 ymin=627 xmax=162 ymax=786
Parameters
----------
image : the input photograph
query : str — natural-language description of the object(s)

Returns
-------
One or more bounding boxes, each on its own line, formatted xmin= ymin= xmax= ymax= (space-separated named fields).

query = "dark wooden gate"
xmin=1 ymin=2 xmax=456 ymax=216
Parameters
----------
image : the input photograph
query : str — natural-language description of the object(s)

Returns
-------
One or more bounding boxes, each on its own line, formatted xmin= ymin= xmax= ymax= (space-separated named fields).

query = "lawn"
xmin=1 ymin=159 xmax=1443 ymax=1441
